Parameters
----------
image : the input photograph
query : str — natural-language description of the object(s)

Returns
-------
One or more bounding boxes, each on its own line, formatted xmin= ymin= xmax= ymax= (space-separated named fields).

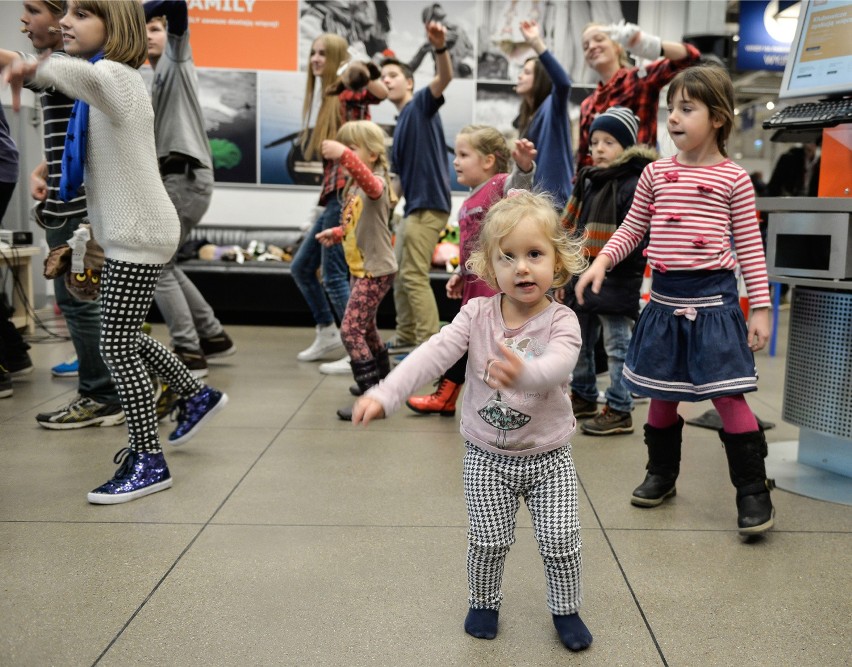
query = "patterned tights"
xmin=99 ymin=259 xmax=203 ymax=453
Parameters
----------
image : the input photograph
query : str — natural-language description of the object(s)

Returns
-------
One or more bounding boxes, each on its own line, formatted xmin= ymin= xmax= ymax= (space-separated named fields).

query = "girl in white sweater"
xmin=4 ymin=0 xmax=227 ymax=504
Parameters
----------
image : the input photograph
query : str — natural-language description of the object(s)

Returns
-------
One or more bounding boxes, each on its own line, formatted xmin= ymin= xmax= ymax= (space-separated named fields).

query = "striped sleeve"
xmin=729 ymin=170 xmax=770 ymax=308
xmin=600 ymin=162 xmax=655 ymax=266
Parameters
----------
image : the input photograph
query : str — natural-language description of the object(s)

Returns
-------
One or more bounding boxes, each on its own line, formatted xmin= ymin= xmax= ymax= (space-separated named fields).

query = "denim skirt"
xmin=622 ymin=270 xmax=757 ymax=402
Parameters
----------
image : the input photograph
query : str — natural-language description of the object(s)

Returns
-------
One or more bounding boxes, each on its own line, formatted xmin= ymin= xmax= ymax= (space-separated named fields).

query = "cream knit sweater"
xmin=32 ymin=56 xmax=180 ymax=265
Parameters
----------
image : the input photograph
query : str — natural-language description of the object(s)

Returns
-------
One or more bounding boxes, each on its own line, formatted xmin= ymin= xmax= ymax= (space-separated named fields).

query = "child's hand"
xmin=748 ymin=308 xmax=770 ymax=352
xmin=352 ymin=397 xmax=385 ymax=425
xmin=484 ymin=344 xmax=524 ymax=389
xmin=3 ymin=57 xmax=40 ymax=112
xmin=512 ymin=139 xmax=537 ymax=173
xmin=315 ymin=226 xmax=343 ymax=247
xmin=320 ymin=140 xmax=346 ymax=161
xmin=574 ymin=256 xmax=611 ymax=305
xmin=426 ymin=20 xmax=447 ymax=49
xmin=446 ymin=273 xmax=463 ymax=299
xmin=29 ymin=171 xmax=48 ymax=202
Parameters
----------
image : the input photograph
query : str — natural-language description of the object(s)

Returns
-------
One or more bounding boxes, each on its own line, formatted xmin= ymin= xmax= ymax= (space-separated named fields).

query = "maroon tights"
xmin=647 ymin=395 xmax=758 ymax=434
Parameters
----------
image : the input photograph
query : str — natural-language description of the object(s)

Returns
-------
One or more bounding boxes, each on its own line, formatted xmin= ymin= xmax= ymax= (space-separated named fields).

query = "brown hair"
xmin=666 ymin=65 xmax=735 ymax=157
xmin=301 ymin=33 xmax=350 ymax=161
xmin=70 ymin=0 xmax=147 ymax=69
xmin=467 ymin=191 xmax=587 ymax=290
xmin=457 ymin=125 xmax=510 ymax=174
xmin=516 ymin=57 xmax=552 ymax=138
xmin=43 ymin=0 xmax=66 ymax=16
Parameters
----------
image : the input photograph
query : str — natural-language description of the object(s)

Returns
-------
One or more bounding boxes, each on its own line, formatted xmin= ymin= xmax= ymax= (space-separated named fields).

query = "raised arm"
xmin=426 ymin=21 xmax=452 ymax=99
xmin=143 ymin=0 xmax=188 ymax=36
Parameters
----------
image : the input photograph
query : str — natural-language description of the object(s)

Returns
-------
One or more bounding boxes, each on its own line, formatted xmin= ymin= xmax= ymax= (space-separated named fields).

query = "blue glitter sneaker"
xmin=168 ymin=386 xmax=228 ymax=446
xmin=87 ymin=448 xmax=172 ymax=505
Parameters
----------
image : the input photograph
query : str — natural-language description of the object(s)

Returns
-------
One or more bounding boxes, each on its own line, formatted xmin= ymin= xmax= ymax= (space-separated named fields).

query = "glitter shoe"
xmin=168 ymin=386 xmax=228 ymax=446
xmin=87 ymin=448 xmax=172 ymax=505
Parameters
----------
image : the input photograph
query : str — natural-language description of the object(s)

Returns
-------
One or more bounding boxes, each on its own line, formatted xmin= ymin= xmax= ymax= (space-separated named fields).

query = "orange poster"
xmin=186 ymin=0 xmax=298 ymax=70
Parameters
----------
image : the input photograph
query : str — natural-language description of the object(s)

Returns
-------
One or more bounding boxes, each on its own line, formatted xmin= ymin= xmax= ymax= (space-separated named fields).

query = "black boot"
xmin=720 ymin=429 xmax=775 ymax=536
xmin=338 ymin=358 xmax=380 ymax=420
xmin=631 ymin=417 xmax=683 ymax=507
xmin=350 ymin=348 xmax=391 ymax=397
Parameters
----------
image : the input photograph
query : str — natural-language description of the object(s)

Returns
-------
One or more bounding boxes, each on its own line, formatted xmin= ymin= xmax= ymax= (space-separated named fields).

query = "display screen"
xmin=775 ymin=234 xmax=832 ymax=270
xmin=779 ymin=0 xmax=852 ymax=99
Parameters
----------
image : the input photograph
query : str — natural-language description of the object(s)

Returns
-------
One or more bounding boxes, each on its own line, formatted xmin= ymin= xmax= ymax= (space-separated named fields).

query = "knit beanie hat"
xmin=590 ymin=106 xmax=639 ymax=149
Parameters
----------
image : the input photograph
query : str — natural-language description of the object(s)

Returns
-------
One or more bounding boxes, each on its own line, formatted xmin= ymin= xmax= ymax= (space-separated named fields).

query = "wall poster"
xmin=172 ymin=0 xmax=633 ymax=187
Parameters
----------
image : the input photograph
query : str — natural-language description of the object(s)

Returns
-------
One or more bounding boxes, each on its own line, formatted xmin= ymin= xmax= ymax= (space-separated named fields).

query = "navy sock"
xmin=552 ymin=613 xmax=593 ymax=651
xmin=464 ymin=608 xmax=499 ymax=639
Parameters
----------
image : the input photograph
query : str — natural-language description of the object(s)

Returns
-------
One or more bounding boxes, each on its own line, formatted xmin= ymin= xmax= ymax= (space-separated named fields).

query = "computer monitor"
xmin=778 ymin=0 xmax=852 ymax=100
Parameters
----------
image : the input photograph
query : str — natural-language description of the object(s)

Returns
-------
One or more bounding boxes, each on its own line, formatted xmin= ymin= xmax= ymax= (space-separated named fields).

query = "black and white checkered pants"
xmin=100 ymin=258 xmax=203 ymax=453
xmin=464 ymin=442 xmax=582 ymax=615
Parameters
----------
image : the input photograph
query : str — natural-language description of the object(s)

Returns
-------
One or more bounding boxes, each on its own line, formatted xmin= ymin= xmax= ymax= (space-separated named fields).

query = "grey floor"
xmin=1 ymin=307 xmax=850 ymax=667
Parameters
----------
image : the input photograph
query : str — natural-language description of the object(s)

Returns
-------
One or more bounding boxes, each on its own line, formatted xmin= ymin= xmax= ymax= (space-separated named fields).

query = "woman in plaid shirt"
xmin=577 ymin=21 xmax=700 ymax=169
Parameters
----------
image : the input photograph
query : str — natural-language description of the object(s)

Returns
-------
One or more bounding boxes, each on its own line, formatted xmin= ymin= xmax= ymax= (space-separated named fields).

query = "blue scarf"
xmin=59 ymin=51 xmax=104 ymax=202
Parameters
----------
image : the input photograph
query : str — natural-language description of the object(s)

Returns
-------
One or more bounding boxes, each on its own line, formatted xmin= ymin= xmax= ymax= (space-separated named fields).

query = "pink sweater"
xmin=601 ymin=157 xmax=770 ymax=308
xmin=367 ymin=295 xmax=582 ymax=456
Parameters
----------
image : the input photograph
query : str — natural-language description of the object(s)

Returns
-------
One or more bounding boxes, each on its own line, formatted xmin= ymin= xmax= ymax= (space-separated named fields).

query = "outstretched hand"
xmin=512 ymin=138 xmax=537 ymax=173
xmin=484 ymin=344 xmax=524 ymax=390
xmin=3 ymin=56 xmax=41 ymax=112
xmin=519 ymin=20 xmax=540 ymax=43
xmin=320 ymin=139 xmax=346 ymax=161
xmin=352 ymin=396 xmax=386 ymax=425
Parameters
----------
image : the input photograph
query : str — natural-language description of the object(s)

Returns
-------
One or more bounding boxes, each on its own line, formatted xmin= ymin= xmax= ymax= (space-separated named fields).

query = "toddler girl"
xmin=353 ymin=191 xmax=593 ymax=651
xmin=576 ymin=65 xmax=774 ymax=536
xmin=4 ymin=0 xmax=227 ymax=504
xmin=406 ymin=125 xmax=536 ymax=417
xmin=314 ymin=120 xmax=396 ymax=420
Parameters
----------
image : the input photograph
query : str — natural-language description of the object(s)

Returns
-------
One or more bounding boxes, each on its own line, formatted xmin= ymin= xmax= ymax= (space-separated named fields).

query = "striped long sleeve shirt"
xmin=600 ymin=157 xmax=770 ymax=309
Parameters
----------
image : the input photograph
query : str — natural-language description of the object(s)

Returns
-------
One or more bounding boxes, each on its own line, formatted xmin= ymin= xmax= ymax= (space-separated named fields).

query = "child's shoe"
xmin=87 ymin=448 xmax=172 ymax=504
xmin=168 ymin=386 xmax=228 ymax=446
xmin=51 ymin=355 xmax=80 ymax=377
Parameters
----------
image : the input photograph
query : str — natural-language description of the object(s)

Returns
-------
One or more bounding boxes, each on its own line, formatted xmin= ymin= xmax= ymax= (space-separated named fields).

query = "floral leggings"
xmin=340 ymin=273 xmax=395 ymax=363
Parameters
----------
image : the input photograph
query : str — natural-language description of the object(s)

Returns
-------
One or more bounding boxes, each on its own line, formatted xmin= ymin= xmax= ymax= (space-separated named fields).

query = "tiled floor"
xmin=1 ymin=308 xmax=850 ymax=666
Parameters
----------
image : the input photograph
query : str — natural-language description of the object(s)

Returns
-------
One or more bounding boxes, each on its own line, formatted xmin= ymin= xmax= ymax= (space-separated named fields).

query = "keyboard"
xmin=763 ymin=98 xmax=852 ymax=131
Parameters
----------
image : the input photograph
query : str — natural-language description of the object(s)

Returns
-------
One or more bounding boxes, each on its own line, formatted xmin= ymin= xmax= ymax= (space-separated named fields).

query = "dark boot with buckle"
xmin=338 ymin=358 xmax=380 ymax=420
xmin=720 ymin=428 xmax=775 ymax=536
xmin=350 ymin=348 xmax=391 ymax=397
xmin=631 ymin=417 xmax=683 ymax=507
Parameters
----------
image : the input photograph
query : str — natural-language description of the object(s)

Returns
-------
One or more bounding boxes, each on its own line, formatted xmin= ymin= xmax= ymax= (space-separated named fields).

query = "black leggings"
xmin=99 ymin=258 xmax=202 ymax=453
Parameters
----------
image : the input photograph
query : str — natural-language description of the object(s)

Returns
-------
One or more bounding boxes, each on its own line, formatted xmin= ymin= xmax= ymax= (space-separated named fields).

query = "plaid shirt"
xmin=319 ymin=88 xmax=383 ymax=205
xmin=577 ymin=44 xmax=701 ymax=169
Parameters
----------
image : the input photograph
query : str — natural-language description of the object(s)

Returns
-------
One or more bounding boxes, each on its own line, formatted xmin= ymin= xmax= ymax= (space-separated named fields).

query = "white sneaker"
xmin=297 ymin=324 xmax=345 ymax=362
xmin=318 ymin=355 xmax=352 ymax=375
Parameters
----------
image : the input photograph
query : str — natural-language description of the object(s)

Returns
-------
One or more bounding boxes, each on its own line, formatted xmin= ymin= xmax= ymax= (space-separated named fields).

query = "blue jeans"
xmin=290 ymin=196 xmax=349 ymax=326
xmin=45 ymin=215 xmax=119 ymax=404
xmin=572 ymin=312 xmax=633 ymax=413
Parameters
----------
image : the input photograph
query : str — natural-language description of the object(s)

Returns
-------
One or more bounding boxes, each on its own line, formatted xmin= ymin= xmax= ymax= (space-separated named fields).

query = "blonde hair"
xmin=336 ymin=120 xmax=397 ymax=206
xmin=457 ymin=125 xmax=510 ymax=174
xmin=301 ymin=33 xmax=350 ymax=161
xmin=71 ymin=0 xmax=147 ymax=69
xmin=467 ymin=191 xmax=587 ymax=291
xmin=583 ymin=22 xmax=631 ymax=68
xmin=666 ymin=65 xmax=735 ymax=157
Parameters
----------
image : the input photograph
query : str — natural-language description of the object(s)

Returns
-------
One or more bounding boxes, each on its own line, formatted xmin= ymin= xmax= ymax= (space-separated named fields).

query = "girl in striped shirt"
xmin=575 ymin=66 xmax=775 ymax=538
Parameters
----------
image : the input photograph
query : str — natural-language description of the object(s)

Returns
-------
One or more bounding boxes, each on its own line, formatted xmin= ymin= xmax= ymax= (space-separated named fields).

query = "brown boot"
xmin=405 ymin=377 xmax=462 ymax=417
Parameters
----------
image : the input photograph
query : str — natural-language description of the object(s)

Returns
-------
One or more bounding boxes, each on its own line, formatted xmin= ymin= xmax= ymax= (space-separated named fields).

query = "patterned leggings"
xmin=100 ymin=259 xmax=203 ymax=453
xmin=463 ymin=443 xmax=582 ymax=615
xmin=340 ymin=273 xmax=395 ymax=363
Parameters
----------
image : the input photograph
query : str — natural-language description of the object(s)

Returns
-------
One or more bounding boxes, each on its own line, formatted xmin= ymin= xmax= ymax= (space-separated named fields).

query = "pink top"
xmin=367 ymin=295 xmax=582 ymax=456
xmin=600 ymin=157 xmax=770 ymax=308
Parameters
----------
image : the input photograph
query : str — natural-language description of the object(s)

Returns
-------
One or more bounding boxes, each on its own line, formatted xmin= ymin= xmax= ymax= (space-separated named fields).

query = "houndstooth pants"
xmin=100 ymin=259 xmax=203 ymax=453
xmin=463 ymin=442 xmax=583 ymax=615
